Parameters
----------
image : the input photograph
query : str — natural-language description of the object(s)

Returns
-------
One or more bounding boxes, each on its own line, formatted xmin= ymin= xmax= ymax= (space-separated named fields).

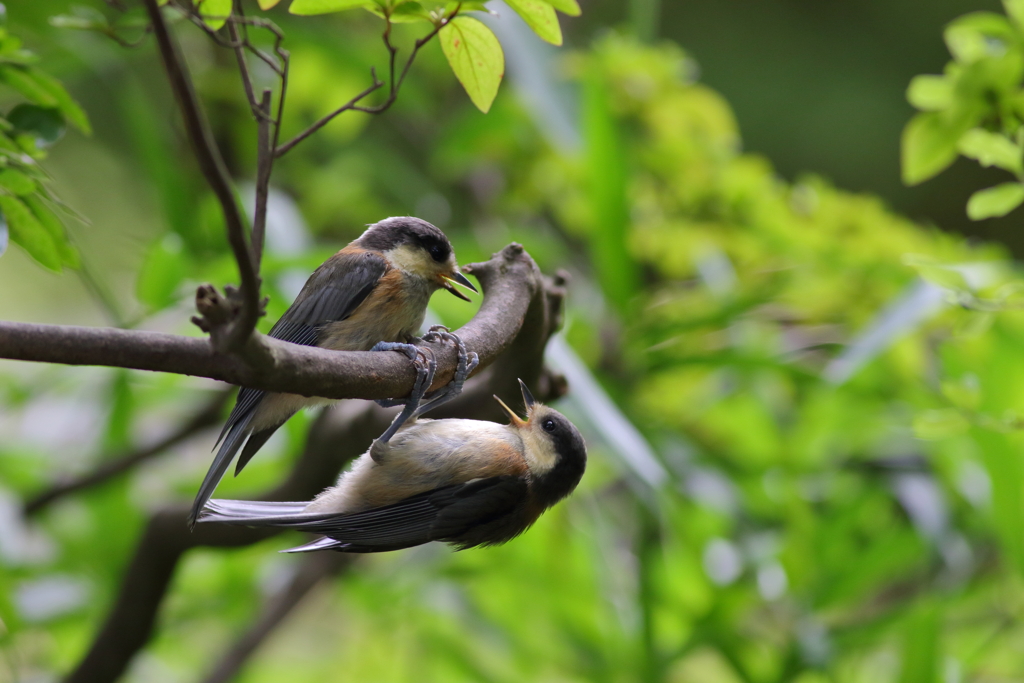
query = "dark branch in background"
xmin=200 ymin=552 xmax=351 ymax=683
xmin=142 ymin=0 xmax=261 ymax=352
xmin=0 ymin=245 xmax=540 ymax=401
xmin=64 ymin=267 xmax=567 ymax=683
xmin=23 ymin=389 xmax=232 ymax=516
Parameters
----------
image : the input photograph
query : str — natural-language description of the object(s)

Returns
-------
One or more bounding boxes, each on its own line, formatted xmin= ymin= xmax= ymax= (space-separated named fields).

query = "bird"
xmin=198 ymin=379 xmax=588 ymax=553
xmin=188 ymin=216 xmax=479 ymax=527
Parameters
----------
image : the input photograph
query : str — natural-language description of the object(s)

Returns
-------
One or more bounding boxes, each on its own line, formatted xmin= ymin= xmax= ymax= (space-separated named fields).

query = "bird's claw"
xmin=412 ymin=327 xmax=478 ymax=420
xmin=371 ymin=341 xmax=437 ymax=446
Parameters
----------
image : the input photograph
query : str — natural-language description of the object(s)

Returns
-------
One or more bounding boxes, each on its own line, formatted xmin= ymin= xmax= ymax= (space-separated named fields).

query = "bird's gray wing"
xmin=190 ymin=251 xmax=389 ymax=527
xmin=220 ymin=249 xmax=389 ymax=443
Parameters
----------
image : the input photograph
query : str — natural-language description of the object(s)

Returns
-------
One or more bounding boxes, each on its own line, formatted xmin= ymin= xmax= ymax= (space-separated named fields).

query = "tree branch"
xmin=143 ymin=0 xmax=261 ymax=352
xmin=199 ymin=552 xmax=352 ymax=683
xmin=0 ymin=244 xmax=540 ymax=401
xmin=23 ymin=389 xmax=232 ymax=516
xmin=274 ymin=5 xmax=458 ymax=158
xmin=63 ymin=261 xmax=567 ymax=683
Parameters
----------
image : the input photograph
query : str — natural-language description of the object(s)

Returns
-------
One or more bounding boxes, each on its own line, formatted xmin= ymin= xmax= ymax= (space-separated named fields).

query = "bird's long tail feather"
xmin=188 ymin=416 xmax=252 ymax=528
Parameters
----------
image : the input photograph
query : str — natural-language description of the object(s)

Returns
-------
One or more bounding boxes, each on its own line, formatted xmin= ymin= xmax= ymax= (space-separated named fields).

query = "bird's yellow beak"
xmin=441 ymin=271 xmax=478 ymax=302
xmin=493 ymin=395 xmax=526 ymax=427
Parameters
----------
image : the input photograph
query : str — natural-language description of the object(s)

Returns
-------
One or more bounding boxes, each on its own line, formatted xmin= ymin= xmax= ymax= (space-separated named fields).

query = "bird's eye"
xmin=429 ymin=245 xmax=445 ymax=262
xmin=542 ymin=419 xmax=556 ymax=432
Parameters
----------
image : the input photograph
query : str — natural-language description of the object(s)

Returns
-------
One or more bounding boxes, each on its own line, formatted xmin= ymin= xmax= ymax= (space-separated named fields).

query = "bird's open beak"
xmin=441 ymin=271 xmax=478 ymax=302
xmin=493 ymin=395 xmax=526 ymax=427
xmin=518 ymin=378 xmax=536 ymax=410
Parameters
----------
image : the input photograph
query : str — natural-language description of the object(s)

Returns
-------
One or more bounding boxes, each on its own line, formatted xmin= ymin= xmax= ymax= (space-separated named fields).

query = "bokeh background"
xmin=4 ymin=0 xmax=1024 ymax=681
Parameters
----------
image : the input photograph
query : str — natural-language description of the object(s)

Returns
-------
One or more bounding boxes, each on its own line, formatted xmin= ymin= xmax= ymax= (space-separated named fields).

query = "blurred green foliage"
xmin=903 ymin=0 xmax=1024 ymax=222
xmin=4 ymin=2 xmax=1024 ymax=683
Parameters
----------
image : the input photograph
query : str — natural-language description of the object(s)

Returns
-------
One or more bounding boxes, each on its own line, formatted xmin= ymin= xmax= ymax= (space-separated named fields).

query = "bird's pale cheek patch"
xmin=386 ymin=243 xmax=438 ymax=277
xmin=520 ymin=428 xmax=558 ymax=476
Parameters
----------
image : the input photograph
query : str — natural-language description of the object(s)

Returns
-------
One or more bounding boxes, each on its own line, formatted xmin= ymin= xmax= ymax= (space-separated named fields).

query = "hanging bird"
xmin=189 ymin=217 xmax=478 ymax=527
xmin=199 ymin=379 xmax=587 ymax=553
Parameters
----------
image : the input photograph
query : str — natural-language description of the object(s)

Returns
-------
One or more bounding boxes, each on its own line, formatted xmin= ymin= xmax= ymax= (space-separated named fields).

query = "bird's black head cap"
xmin=532 ymin=410 xmax=587 ymax=507
xmin=357 ymin=216 xmax=452 ymax=263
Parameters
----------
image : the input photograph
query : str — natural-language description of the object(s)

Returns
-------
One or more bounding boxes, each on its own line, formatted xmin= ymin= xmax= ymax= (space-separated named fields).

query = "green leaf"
xmin=544 ymin=0 xmax=581 ymax=16
xmin=958 ymin=128 xmax=1023 ymax=174
xmin=23 ymin=67 xmax=90 ymax=134
xmin=440 ymin=17 xmax=504 ymax=113
xmin=976 ymin=429 xmax=1024 ymax=576
xmin=289 ymin=0 xmax=372 ymax=15
xmin=137 ymin=233 xmax=186 ymax=309
xmin=898 ymin=602 xmax=940 ymax=683
xmin=22 ymin=194 xmax=78 ymax=268
xmin=944 ymin=12 xmax=1015 ymax=64
xmin=258 ymin=0 xmax=283 ymax=8
xmin=906 ymin=75 xmax=952 ymax=111
xmin=0 ymin=168 xmax=35 ymax=195
xmin=966 ymin=182 xmax=1024 ymax=219
xmin=8 ymin=104 xmax=65 ymax=147
xmin=1007 ymin=0 xmax=1024 ymax=31
xmin=913 ymin=409 xmax=969 ymax=440
xmin=0 ymin=64 xmax=58 ymax=106
xmin=198 ymin=0 xmax=232 ymax=30
xmin=0 ymin=194 xmax=60 ymax=270
xmin=902 ymin=254 xmax=972 ymax=290
xmin=505 ymin=0 xmax=562 ymax=45
xmin=901 ymin=112 xmax=959 ymax=185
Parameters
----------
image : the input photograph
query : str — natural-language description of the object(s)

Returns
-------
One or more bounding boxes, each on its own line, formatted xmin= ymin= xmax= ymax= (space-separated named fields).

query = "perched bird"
xmin=199 ymin=379 xmax=588 ymax=553
xmin=189 ymin=217 xmax=478 ymax=527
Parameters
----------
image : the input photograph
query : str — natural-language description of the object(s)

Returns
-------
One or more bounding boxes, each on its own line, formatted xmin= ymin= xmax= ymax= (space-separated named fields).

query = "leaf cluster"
xmin=0 ymin=17 xmax=87 ymax=271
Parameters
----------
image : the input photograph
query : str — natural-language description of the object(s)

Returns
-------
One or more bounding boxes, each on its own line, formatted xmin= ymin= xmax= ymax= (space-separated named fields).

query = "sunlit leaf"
xmin=900 ymin=112 xmax=960 ymax=185
xmin=906 ymin=75 xmax=952 ymax=111
xmin=0 ymin=65 xmax=58 ymax=107
xmin=958 ymin=128 xmax=1022 ymax=174
xmin=1007 ymin=0 xmax=1024 ymax=31
xmin=440 ymin=16 xmax=504 ymax=113
xmin=0 ymin=194 xmax=60 ymax=270
xmin=22 ymin=194 xmax=78 ymax=268
xmin=966 ymin=182 xmax=1024 ymax=219
xmin=913 ymin=409 xmax=969 ymax=440
xmin=505 ymin=0 xmax=562 ymax=45
xmin=198 ymin=0 xmax=232 ymax=30
xmin=0 ymin=168 xmax=35 ymax=195
xmin=258 ymin=0 xmax=283 ymax=8
xmin=289 ymin=0 xmax=372 ymax=15
xmin=544 ymin=0 xmax=581 ymax=17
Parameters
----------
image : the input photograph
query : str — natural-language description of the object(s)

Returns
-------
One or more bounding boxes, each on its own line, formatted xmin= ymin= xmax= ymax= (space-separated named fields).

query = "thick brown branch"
xmin=143 ymin=0 xmax=260 ymax=351
xmin=63 ymin=260 xmax=566 ymax=683
xmin=23 ymin=389 xmax=232 ymax=516
xmin=0 ymin=244 xmax=540 ymax=401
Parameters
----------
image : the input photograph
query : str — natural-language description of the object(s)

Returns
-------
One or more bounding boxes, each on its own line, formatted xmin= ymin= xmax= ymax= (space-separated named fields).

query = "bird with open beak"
xmin=189 ymin=216 xmax=479 ymax=527
xmin=199 ymin=380 xmax=587 ymax=553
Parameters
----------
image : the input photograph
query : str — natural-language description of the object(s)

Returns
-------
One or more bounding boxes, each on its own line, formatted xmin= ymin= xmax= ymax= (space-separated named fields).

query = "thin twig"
xmin=275 ymin=5 xmax=459 ymax=158
xmin=142 ymin=0 xmax=261 ymax=352
xmin=227 ymin=2 xmax=259 ymax=115
xmin=23 ymin=389 xmax=232 ymax=516
xmin=273 ymin=76 xmax=384 ymax=158
xmin=252 ymin=89 xmax=273 ymax=266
